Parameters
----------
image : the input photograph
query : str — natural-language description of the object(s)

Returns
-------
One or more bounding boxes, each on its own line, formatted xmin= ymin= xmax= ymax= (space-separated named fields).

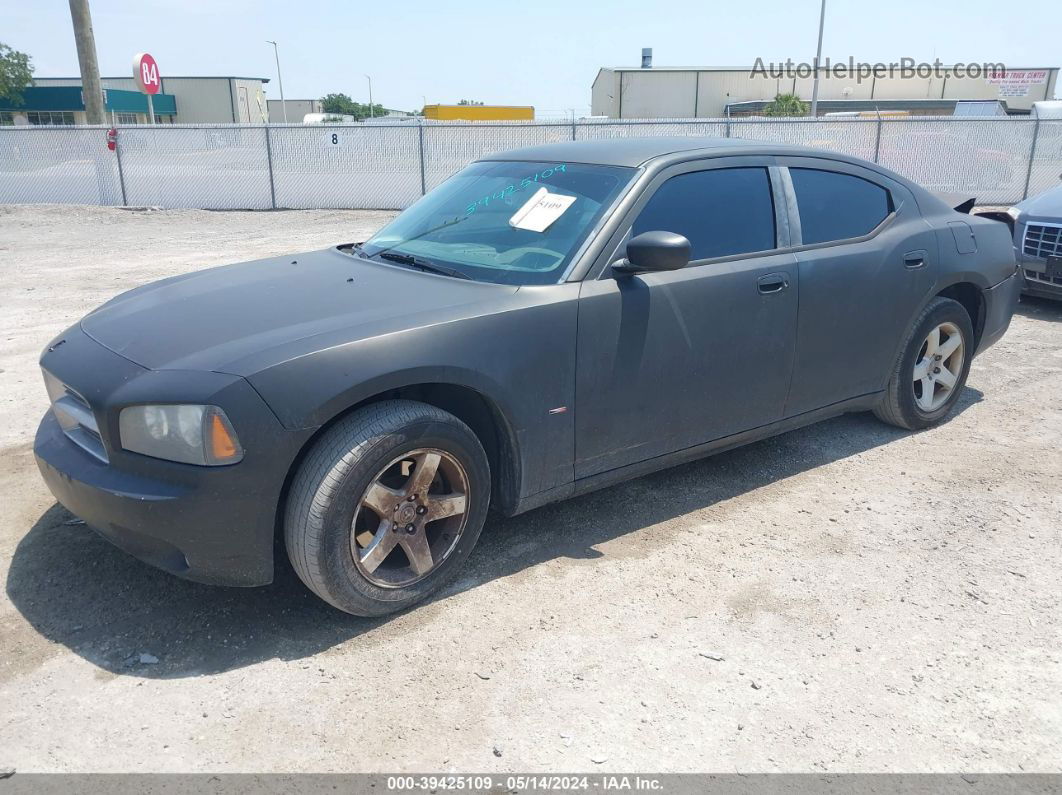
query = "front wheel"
xmin=874 ymin=297 xmax=974 ymax=430
xmin=284 ymin=400 xmax=490 ymax=616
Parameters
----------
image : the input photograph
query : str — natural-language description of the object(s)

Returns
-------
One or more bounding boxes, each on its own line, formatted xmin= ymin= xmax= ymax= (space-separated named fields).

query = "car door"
xmin=574 ymin=159 xmax=799 ymax=480
xmin=777 ymin=158 xmax=937 ymax=416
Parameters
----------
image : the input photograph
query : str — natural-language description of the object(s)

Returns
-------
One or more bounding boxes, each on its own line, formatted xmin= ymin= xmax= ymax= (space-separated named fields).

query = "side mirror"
xmin=613 ymin=231 xmax=691 ymax=276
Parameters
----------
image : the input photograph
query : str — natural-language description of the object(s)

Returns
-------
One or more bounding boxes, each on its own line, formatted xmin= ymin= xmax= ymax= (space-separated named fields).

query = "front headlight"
xmin=1005 ymin=206 xmax=1022 ymax=222
xmin=119 ymin=405 xmax=243 ymax=466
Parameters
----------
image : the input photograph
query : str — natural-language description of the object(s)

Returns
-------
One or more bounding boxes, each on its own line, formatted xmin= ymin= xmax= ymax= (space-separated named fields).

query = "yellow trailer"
xmin=423 ymin=104 xmax=534 ymax=121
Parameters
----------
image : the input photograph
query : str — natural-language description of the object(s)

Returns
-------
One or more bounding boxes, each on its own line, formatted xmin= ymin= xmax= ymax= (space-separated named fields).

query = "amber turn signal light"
xmin=209 ymin=412 xmax=240 ymax=461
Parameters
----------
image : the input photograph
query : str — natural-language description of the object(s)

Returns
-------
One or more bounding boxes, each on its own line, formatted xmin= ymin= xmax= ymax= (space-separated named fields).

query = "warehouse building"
xmin=591 ymin=59 xmax=1059 ymax=118
xmin=1 ymin=75 xmax=271 ymax=125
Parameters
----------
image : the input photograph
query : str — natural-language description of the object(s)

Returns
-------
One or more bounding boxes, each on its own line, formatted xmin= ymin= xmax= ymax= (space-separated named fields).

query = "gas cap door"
xmin=947 ymin=221 xmax=978 ymax=254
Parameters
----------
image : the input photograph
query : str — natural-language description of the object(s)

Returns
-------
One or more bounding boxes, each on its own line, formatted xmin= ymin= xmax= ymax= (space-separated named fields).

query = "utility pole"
xmin=266 ymin=41 xmax=287 ymax=122
xmin=365 ymin=75 xmax=374 ymax=117
xmin=809 ymin=0 xmax=826 ymax=118
xmin=68 ymin=0 xmax=105 ymax=124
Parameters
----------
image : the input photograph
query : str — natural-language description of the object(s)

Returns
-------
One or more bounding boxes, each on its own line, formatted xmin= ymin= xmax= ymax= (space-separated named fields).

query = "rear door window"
xmin=632 ymin=167 xmax=776 ymax=261
xmin=790 ymin=168 xmax=892 ymax=245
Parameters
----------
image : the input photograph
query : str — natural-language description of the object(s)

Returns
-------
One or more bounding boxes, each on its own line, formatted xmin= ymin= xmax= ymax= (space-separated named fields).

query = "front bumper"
xmin=978 ymin=268 xmax=1023 ymax=354
xmin=33 ymin=325 xmax=308 ymax=587
xmin=1019 ymin=266 xmax=1062 ymax=300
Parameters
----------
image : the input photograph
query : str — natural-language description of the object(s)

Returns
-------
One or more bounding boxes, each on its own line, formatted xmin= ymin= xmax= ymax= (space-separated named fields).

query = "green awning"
xmin=2 ymin=86 xmax=177 ymax=115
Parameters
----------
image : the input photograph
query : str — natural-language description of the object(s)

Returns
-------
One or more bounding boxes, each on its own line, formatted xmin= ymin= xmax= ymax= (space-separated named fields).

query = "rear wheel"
xmin=874 ymin=297 xmax=974 ymax=430
xmin=284 ymin=400 xmax=490 ymax=616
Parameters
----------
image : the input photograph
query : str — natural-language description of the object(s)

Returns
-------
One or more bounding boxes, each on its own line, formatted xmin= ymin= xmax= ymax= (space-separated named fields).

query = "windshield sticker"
xmin=465 ymin=164 xmax=567 ymax=215
xmin=508 ymin=187 xmax=577 ymax=232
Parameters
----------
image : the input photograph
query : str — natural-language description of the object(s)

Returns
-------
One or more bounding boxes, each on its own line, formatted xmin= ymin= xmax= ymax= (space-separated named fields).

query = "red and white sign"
xmin=133 ymin=52 xmax=161 ymax=95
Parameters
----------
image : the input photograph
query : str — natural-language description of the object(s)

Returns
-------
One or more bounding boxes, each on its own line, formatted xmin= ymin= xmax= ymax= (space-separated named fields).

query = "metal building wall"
xmin=158 ymin=78 xmax=241 ymax=123
xmin=268 ymin=99 xmax=321 ymax=122
xmin=698 ymin=72 xmax=787 ymax=116
xmin=619 ymin=71 xmax=698 ymax=118
xmin=594 ymin=68 xmax=1059 ymax=118
xmin=232 ymin=79 xmax=269 ymax=123
xmin=590 ymin=70 xmax=620 ymax=117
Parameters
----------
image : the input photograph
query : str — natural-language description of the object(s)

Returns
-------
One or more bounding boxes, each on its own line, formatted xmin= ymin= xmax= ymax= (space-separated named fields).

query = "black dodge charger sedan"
xmin=35 ymin=137 xmax=1021 ymax=616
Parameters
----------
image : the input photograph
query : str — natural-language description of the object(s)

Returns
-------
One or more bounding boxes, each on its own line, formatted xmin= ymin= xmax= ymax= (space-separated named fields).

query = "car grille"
xmin=1025 ymin=268 xmax=1062 ymax=287
xmin=1022 ymin=223 xmax=1062 ymax=260
xmin=42 ymin=370 xmax=108 ymax=463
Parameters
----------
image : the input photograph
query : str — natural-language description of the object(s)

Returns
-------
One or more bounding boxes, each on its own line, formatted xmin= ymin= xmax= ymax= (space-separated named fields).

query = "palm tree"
xmin=763 ymin=93 xmax=809 ymax=117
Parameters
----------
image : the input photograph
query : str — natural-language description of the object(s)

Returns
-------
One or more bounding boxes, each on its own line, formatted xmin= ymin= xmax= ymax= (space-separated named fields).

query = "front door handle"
xmin=757 ymin=273 xmax=790 ymax=294
xmin=904 ymin=250 xmax=928 ymax=269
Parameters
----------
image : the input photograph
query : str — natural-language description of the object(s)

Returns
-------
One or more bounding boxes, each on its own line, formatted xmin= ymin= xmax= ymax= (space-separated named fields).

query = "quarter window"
xmin=632 ymin=167 xmax=776 ymax=261
xmin=790 ymin=168 xmax=892 ymax=245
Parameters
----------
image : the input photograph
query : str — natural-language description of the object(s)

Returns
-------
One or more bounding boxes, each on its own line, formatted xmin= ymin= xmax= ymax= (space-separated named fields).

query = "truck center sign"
xmin=133 ymin=53 xmax=161 ymax=95
xmin=986 ymin=69 xmax=1049 ymax=98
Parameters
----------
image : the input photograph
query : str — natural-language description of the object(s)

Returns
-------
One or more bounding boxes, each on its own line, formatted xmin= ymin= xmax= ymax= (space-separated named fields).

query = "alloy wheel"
xmin=912 ymin=321 xmax=964 ymax=412
xmin=350 ymin=449 xmax=470 ymax=588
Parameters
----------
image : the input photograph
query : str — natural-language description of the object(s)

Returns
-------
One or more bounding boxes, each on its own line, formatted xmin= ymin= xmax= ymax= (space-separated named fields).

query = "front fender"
xmin=246 ymin=290 xmax=581 ymax=502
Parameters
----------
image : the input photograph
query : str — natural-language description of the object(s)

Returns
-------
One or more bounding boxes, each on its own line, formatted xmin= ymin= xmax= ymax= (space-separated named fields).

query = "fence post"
xmin=725 ymin=115 xmax=731 ymax=138
xmin=873 ymin=112 xmax=883 ymax=164
xmin=571 ymin=117 xmax=577 ymax=141
xmin=264 ymin=124 xmax=277 ymax=210
xmin=114 ymin=129 xmax=128 ymax=206
xmin=417 ymin=120 xmax=427 ymax=196
xmin=1022 ymin=117 xmax=1042 ymax=201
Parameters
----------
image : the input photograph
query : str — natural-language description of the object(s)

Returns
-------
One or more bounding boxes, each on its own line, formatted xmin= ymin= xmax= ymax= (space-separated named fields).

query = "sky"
xmin=3 ymin=0 xmax=1059 ymax=115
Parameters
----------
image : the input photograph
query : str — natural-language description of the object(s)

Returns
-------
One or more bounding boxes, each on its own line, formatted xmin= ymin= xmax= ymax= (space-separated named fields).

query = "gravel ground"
xmin=0 ymin=205 xmax=1060 ymax=773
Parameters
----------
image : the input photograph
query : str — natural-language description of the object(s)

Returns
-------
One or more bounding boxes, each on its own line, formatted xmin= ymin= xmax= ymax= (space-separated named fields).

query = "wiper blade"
xmin=377 ymin=251 xmax=472 ymax=280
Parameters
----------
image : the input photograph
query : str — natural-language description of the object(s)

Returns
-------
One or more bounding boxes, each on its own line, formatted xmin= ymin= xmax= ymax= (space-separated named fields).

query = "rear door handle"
xmin=903 ymin=250 xmax=928 ymax=269
xmin=757 ymin=273 xmax=790 ymax=294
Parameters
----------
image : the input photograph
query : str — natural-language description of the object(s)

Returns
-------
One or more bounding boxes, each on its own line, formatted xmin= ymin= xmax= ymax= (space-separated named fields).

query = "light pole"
xmin=266 ymin=40 xmax=287 ymax=122
xmin=809 ymin=0 xmax=826 ymax=118
xmin=365 ymin=74 xmax=374 ymax=117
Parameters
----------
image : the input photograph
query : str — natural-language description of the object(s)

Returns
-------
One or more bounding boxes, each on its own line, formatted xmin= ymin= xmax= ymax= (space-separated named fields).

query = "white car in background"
xmin=302 ymin=113 xmax=357 ymax=124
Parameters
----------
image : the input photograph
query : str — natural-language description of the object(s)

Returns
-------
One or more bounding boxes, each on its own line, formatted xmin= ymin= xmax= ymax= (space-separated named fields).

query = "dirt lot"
xmin=0 ymin=205 xmax=1059 ymax=773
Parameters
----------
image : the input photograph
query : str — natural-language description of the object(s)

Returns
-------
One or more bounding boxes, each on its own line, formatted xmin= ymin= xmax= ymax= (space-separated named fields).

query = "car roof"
xmin=479 ymin=136 xmax=829 ymax=168
xmin=479 ymin=135 xmax=952 ymax=218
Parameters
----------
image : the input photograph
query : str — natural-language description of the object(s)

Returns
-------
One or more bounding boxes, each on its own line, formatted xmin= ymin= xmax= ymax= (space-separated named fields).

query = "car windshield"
xmin=358 ymin=160 xmax=635 ymax=285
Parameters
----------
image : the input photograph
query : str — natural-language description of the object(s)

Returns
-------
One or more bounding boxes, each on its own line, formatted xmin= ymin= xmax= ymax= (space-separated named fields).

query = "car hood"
xmin=81 ymin=247 xmax=518 ymax=373
xmin=1016 ymin=184 xmax=1062 ymax=219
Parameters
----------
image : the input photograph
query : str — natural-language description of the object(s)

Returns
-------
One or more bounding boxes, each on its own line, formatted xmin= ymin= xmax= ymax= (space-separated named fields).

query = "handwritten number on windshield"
xmin=465 ymin=164 xmax=567 ymax=215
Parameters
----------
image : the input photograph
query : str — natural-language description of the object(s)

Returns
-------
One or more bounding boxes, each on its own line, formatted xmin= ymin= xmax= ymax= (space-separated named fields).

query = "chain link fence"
xmin=2 ymin=117 xmax=1059 ymax=210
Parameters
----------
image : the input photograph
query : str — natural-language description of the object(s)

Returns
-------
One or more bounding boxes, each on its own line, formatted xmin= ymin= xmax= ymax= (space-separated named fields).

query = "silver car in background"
xmin=1008 ymin=183 xmax=1062 ymax=300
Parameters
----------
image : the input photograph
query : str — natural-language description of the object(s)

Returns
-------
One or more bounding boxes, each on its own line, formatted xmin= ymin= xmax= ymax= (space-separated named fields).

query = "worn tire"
xmin=284 ymin=400 xmax=490 ymax=617
xmin=873 ymin=297 xmax=975 ymax=431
